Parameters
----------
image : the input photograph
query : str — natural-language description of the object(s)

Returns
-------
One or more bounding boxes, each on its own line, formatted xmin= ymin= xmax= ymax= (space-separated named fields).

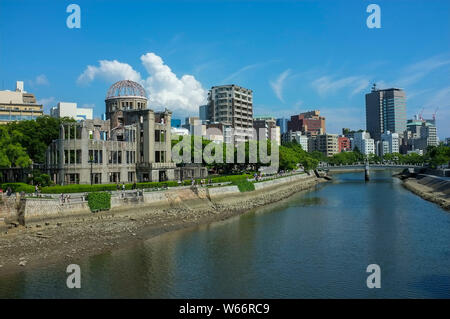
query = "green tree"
xmin=6 ymin=115 xmax=75 ymax=164
xmin=0 ymin=126 xmax=31 ymax=168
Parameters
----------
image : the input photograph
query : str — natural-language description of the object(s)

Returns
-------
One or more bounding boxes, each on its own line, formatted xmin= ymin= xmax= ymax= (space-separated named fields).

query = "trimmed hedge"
xmin=87 ymin=192 xmax=111 ymax=212
xmin=40 ymin=181 xmax=181 ymax=193
xmin=233 ymin=180 xmax=255 ymax=192
xmin=209 ymin=174 xmax=251 ymax=183
xmin=135 ymin=181 xmax=179 ymax=189
xmin=1 ymin=183 xmax=35 ymax=193
xmin=42 ymin=183 xmax=120 ymax=194
xmin=34 ymin=174 xmax=252 ymax=194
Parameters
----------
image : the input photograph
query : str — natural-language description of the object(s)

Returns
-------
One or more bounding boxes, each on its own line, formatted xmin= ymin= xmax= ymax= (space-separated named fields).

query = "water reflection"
xmin=0 ymin=170 xmax=449 ymax=298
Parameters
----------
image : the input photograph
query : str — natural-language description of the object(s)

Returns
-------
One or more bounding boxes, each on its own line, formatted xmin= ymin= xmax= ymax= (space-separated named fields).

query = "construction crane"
xmin=432 ymin=107 xmax=439 ymax=122
xmin=418 ymin=107 xmax=424 ymax=121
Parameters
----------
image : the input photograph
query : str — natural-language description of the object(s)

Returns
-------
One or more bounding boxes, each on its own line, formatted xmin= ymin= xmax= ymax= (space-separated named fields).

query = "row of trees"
xmin=279 ymin=141 xmax=319 ymax=171
xmin=172 ymin=136 xmax=277 ymax=174
xmin=319 ymin=145 xmax=450 ymax=168
xmin=171 ymin=136 xmax=320 ymax=173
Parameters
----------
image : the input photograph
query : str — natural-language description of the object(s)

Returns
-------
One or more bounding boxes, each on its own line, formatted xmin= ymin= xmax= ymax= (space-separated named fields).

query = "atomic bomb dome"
xmin=105 ymin=80 xmax=148 ymax=120
xmin=106 ymin=80 xmax=147 ymax=100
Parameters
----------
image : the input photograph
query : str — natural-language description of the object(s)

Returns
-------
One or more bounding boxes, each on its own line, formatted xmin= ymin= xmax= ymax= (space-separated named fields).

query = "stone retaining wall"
xmin=253 ymin=173 xmax=311 ymax=191
xmin=23 ymin=198 xmax=90 ymax=224
xmin=3 ymin=173 xmax=320 ymax=225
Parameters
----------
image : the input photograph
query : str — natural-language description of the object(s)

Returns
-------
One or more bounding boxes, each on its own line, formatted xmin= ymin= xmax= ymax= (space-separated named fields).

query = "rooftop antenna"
xmin=371 ymin=83 xmax=377 ymax=92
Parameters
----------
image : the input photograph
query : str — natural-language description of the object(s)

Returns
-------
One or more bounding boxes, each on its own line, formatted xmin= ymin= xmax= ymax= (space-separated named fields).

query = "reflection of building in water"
xmin=45 ymin=80 xmax=207 ymax=185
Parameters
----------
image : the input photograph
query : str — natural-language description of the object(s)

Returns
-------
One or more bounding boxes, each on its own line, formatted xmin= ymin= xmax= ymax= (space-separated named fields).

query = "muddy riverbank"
xmin=0 ymin=175 xmax=324 ymax=275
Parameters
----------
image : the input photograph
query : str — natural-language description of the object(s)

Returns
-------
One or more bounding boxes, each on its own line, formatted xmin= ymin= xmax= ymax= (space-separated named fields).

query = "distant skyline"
xmin=1 ymin=0 xmax=449 ymax=138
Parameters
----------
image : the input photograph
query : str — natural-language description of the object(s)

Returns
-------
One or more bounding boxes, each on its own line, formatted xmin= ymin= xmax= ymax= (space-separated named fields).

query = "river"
xmin=0 ymin=170 xmax=449 ymax=298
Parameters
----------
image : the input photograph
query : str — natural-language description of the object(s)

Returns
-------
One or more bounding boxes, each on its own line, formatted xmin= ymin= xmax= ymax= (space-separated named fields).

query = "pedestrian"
xmin=116 ymin=183 xmax=120 ymax=191
xmin=7 ymin=187 xmax=12 ymax=196
xmin=35 ymin=185 xmax=38 ymax=196
xmin=122 ymin=182 xmax=125 ymax=191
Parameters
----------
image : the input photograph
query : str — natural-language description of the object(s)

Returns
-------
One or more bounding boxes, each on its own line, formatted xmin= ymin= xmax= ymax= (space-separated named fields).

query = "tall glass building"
xmin=365 ymin=85 xmax=406 ymax=141
xmin=276 ymin=118 xmax=289 ymax=134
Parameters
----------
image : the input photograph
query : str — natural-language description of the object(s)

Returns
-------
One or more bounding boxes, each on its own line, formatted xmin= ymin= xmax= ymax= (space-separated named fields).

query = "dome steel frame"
xmin=106 ymin=80 xmax=147 ymax=99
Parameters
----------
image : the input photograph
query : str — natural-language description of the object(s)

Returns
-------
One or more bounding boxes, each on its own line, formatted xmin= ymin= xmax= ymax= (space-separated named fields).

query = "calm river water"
xmin=1 ymin=170 xmax=449 ymax=298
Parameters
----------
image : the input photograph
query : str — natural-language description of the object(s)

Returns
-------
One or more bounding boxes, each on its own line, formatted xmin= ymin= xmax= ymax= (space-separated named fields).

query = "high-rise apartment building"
xmin=288 ymin=110 xmax=325 ymax=137
xmin=309 ymin=134 xmax=338 ymax=157
xmin=365 ymin=85 xmax=407 ymax=141
xmin=253 ymin=116 xmax=281 ymax=145
xmin=206 ymin=84 xmax=253 ymax=144
xmin=0 ymin=81 xmax=43 ymax=124
xmin=352 ymin=131 xmax=375 ymax=155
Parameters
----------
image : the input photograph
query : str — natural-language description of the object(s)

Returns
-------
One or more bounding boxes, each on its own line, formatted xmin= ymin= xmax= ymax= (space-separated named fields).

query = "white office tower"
xmin=50 ymin=102 xmax=93 ymax=121
xmin=353 ymin=131 xmax=375 ymax=155
xmin=379 ymin=131 xmax=399 ymax=156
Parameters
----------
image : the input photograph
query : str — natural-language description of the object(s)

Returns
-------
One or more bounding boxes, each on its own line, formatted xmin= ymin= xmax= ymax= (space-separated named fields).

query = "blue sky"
xmin=1 ymin=0 xmax=449 ymax=138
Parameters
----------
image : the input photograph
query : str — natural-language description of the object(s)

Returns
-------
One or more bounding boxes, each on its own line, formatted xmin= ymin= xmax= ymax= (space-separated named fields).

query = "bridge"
xmin=319 ymin=164 xmax=423 ymax=171
xmin=317 ymin=163 xmax=423 ymax=181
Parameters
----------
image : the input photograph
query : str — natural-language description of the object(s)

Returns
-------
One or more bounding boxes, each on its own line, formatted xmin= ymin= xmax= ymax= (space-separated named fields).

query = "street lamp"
xmin=88 ymin=156 xmax=94 ymax=185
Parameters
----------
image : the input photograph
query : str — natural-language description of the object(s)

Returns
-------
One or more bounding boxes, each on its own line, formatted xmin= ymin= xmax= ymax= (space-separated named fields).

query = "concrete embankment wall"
xmin=23 ymin=198 xmax=90 ymax=224
xmin=403 ymin=174 xmax=450 ymax=210
xmin=209 ymin=174 xmax=318 ymax=211
xmin=3 ymin=173 xmax=320 ymax=225
xmin=414 ymin=175 xmax=450 ymax=195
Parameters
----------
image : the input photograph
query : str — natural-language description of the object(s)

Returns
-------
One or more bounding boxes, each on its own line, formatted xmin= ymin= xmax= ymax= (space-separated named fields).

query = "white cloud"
xmin=34 ymin=74 xmax=49 ymax=86
xmin=424 ymin=86 xmax=450 ymax=109
xmin=423 ymin=86 xmax=450 ymax=138
xmin=37 ymin=96 xmax=55 ymax=106
xmin=312 ymin=75 xmax=370 ymax=97
xmin=37 ymin=97 xmax=56 ymax=113
xmin=397 ymin=55 xmax=450 ymax=87
xmin=77 ymin=60 xmax=142 ymax=85
xmin=77 ymin=53 xmax=207 ymax=113
xmin=222 ymin=60 xmax=277 ymax=83
xmin=222 ymin=63 xmax=261 ymax=83
xmin=270 ymin=69 xmax=291 ymax=102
